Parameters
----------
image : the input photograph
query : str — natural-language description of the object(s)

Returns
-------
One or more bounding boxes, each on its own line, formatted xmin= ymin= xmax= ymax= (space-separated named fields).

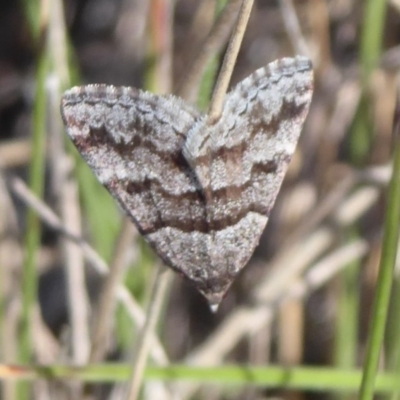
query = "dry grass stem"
xmin=390 ymin=0 xmax=400 ymax=12
xmin=328 ymin=82 xmax=362 ymax=142
xmin=90 ymin=218 xmax=137 ymax=363
xmin=47 ymin=6 xmax=91 ymax=362
xmin=0 ymin=174 xmax=20 ymax=400
xmin=284 ymin=173 xmax=356 ymax=245
xmin=125 ymin=266 xmax=173 ymax=400
xmin=32 ymin=307 xmax=60 ymax=363
xmin=307 ymin=0 xmax=332 ymax=71
xmin=60 ymin=169 xmax=90 ymax=364
xmin=0 ymin=140 xmax=31 ymax=168
xmin=208 ymin=0 xmax=255 ymax=121
xmin=291 ymin=240 xmax=369 ymax=300
xmin=48 ymin=0 xmax=69 ymax=87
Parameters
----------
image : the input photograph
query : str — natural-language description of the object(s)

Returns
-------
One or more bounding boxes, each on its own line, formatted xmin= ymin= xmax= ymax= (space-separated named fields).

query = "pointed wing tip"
xmin=203 ymin=290 xmax=227 ymax=313
xmin=209 ymin=303 xmax=220 ymax=313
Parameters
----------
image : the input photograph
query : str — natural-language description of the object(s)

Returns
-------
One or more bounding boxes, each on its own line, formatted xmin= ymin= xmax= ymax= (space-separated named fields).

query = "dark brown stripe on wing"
xmin=111 ymin=161 xmax=278 ymax=235
xmin=195 ymin=99 xmax=309 ymax=164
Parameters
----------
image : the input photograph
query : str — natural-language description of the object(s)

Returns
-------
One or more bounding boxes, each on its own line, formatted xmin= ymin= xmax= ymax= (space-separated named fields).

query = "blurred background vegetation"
xmin=1 ymin=0 xmax=400 ymax=399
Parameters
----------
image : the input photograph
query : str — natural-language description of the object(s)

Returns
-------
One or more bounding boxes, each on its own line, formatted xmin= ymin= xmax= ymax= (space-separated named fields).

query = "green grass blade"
xmin=350 ymin=0 xmax=387 ymax=165
xmin=20 ymin=53 xmax=48 ymax=360
xmin=20 ymin=0 xmax=41 ymax=40
xmin=4 ymin=364 xmax=400 ymax=393
xmin=334 ymin=226 xmax=361 ymax=400
xmin=335 ymin=256 xmax=360 ymax=400
xmin=18 ymin=51 xmax=49 ymax=400
xmin=386 ymin=275 xmax=400 ymax=400
xmin=360 ymin=0 xmax=387 ymax=82
xmin=358 ymin=113 xmax=400 ymax=399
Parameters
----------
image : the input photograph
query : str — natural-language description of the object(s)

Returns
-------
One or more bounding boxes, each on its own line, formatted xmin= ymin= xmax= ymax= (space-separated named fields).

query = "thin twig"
xmin=60 ymin=169 xmax=91 ymax=364
xmin=125 ymin=266 xmax=173 ymax=400
xmin=208 ymin=0 xmax=254 ymax=121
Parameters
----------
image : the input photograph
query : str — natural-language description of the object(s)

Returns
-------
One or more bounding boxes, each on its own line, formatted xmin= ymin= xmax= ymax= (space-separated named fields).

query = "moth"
xmin=61 ymin=56 xmax=313 ymax=310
